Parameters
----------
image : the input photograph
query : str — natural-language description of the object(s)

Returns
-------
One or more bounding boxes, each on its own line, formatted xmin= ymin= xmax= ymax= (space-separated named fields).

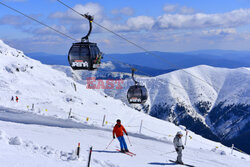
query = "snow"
xmin=0 ymin=39 xmax=249 ymax=166
xmin=87 ymin=63 xmax=250 ymax=140
xmin=156 ymin=65 xmax=250 ymax=106
xmin=0 ymin=118 xmax=249 ymax=167
xmin=9 ymin=136 xmax=22 ymax=145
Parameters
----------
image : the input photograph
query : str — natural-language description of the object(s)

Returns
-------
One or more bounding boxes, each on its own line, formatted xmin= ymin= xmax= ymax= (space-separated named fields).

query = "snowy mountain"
xmin=99 ymin=65 xmax=250 ymax=154
xmin=0 ymin=39 xmax=250 ymax=166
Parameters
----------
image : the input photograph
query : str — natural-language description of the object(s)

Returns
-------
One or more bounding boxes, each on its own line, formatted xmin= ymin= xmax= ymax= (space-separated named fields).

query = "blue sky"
xmin=1 ymin=0 xmax=250 ymax=54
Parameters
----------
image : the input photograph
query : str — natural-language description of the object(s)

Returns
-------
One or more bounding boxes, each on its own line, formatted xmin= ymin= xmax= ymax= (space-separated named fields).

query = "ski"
xmin=115 ymin=149 xmax=135 ymax=157
xmin=169 ymin=160 xmax=195 ymax=167
xmin=116 ymin=149 xmax=133 ymax=157
xmin=127 ymin=151 xmax=136 ymax=156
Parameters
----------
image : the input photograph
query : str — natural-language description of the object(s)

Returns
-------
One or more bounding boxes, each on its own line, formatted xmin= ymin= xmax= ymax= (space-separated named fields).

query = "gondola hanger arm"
xmin=81 ymin=13 xmax=94 ymax=42
xmin=131 ymin=68 xmax=139 ymax=85
xmin=80 ymin=13 xmax=94 ymax=22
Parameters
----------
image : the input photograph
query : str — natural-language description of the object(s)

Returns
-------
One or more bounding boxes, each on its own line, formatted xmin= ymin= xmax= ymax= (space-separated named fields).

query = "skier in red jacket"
xmin=113 ymin=119 xmax=129 ymax=152
xmin=16 ymin=96 xmax=19 ymax=103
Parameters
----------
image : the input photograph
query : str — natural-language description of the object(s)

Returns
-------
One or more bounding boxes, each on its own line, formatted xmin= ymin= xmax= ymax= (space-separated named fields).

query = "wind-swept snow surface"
xmin=0 ymin=40 xmax=249 ymax=166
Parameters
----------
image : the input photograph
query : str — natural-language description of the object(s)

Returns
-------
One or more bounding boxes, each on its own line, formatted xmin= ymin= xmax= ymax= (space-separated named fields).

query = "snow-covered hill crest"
xmin=98 ymin=64 xmax=250 ymax=153
xmin=152 ymin=65 xmax=250 ymax=139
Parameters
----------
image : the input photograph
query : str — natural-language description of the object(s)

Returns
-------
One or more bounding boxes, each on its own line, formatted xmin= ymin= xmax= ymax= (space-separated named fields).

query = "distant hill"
xmin=26 ymin=52 xmax=175 ymax=77
xmin=27 ymin=50 xmax=250 ymax=72
xmin=106 ymin=51 xmax=250 ymax=70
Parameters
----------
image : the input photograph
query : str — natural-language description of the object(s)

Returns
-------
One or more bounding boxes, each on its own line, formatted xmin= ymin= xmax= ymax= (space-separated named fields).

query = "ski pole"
xmin=126 ymin=135 xmax=132 ymax=147
xmin=105 ymin=139 xmax=114 ymax=150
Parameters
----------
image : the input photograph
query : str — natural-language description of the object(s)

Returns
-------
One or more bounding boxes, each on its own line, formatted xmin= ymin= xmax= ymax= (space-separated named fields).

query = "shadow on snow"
xmin=148 ymin=162 xmax=177 ymax=165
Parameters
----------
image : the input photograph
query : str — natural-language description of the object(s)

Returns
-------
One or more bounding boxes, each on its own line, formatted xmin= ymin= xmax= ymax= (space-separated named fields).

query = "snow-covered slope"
xmin=98 ymin=64 xmax=250 ymax=153
xmin=1 ymin=113 xmax=250 ymax=167
xmin=0 ymin=40 xmax=249 ymax=166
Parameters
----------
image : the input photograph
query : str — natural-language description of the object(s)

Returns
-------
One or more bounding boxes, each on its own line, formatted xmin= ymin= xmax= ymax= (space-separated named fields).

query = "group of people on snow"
xmin=11 ymin=96 xmax=19 ymax=102
xmin=112 ymin=119 xmax=185 ymax=164
xmin=9 ymin=96 xmax=185 ymax=164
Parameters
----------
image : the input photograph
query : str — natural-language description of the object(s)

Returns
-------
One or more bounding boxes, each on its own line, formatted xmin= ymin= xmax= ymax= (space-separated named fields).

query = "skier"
xmin=173 ymin=131 xmax=185 ymax=164
xmin=16 ymin=96 xmax=19 ymax=103
xmin=11 ymin=96 xmax=14 ymax=101
xmin=113 ymin=119 xmax=129 ymax=153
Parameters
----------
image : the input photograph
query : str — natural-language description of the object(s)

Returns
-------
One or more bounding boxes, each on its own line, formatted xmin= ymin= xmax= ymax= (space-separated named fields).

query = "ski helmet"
xmin=177 ymin=131 xmax=183 ymax=136
xmin=116 ymin=119 xmax=121 ymax=123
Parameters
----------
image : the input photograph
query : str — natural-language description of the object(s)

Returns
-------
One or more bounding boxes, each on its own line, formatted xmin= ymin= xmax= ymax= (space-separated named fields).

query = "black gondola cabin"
xmin=68 ymin=14 xmax=102 ymax=70
xmin=127 ymin=85 xmax=148 ymax=104
xmin=68 ymin=42 xmax=102 ymax=70
xmin=127 ymin=68 xmax=148 ymax=104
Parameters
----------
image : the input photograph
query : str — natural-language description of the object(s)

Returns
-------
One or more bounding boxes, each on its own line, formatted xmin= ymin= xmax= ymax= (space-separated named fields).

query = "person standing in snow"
xmin=11 ymin=96 xmax=14 ymax=101
xmin=173 ymin=131 xmax=185 ymax=164
xmin=15 ymin=96 xmax=19 ymax=103
xmin=113 ymin=119 xmax=129 ymax=153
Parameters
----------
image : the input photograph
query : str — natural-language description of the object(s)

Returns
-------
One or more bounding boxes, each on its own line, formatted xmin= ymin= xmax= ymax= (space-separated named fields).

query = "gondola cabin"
xmin=68 ymin=42 xmax=102 ymax=70
xmin=127 ymin=85 xmax=148 ymax=104
xmin=67 ymin=14 xmax=102 ymax=71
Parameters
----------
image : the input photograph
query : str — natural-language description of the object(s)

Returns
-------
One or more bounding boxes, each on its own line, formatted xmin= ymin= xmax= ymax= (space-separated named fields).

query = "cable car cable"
xmin=0 ymin=1 xmax=77 ymax=42
xmin=56 ymin=0 xmax=249 ymax=121
xmin=56 ymin=0 xmax=219 ymax=91
xmin=0 ymin=0 xmax=218 ymax=92
xmin=104 ymin=54 xmax=187 ymax=91
xmin=4 ymin=1 xmax=248 ymax=117
xmin=103 ymin=49 xmax=186 ymax=103
xmin=0 ymin=1 xmax=191 ymax=92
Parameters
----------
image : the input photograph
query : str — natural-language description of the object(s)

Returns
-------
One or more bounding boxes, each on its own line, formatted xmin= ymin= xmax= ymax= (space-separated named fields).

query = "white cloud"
xmin=180 ymin=6 xmax=195 ymax=14
xmin=48 ymin=4 xmax=250 ymax=36
xmin=163 ymin=4 xmax=195 ymax=14
xmin=157 ymin=9 xmax=250 ymax=29
xmin=127 ymin=16 xmax=155 ymax=30
xmin=112 ymin=7 xmax=134 ymax=16
xmin=0 ymin=15 xmax=25 ymax=26
xmin=163 ymin=5 xmax=178 ymax=13
xmin=101 ymin=39 xmax=111 ymax=45
xmin=50 ymin=3 xmax=154 ymax=33
xmin=49 ymin=3 xmax=250 ymax=33
xmin=50 ymin=3 xmax=104 ymax=21
xmin=33 ymin=25 xmax=68 ymax=35
xmin=202 ymin=28 xmax=236 ymax=36
xmin=101 ymin=20 xmax=129 ymax=32
xmin=4 ymin=1 xmax=250 ymax=53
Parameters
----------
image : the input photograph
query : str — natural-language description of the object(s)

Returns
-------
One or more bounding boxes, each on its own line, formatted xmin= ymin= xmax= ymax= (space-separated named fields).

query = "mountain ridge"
xmin=26 ymin=50 xmax=250 ymax=71
xmin=99 ymin=65 xmax=250 ymax=153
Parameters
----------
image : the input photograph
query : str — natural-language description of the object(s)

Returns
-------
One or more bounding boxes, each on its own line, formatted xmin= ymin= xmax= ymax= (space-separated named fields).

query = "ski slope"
xmin=0 ymin=40 xmax=249 ymax=166
xmin=0 ymin=108 xmax=249 ymax=167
